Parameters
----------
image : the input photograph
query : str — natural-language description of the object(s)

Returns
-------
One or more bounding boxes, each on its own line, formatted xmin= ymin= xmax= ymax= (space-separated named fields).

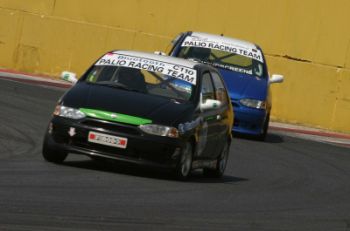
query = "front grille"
xmin=234 ymin=119 xmax=258 ymax=130
xmin=72 ymin=138 xmax=139 ymax=158
xmin=81 ymin=119 xmax=140 ymax=135
xmin=51 ymin=118 xmax=177 ymax=165
xmin=71 ymin=133 xmax=174 ymax=163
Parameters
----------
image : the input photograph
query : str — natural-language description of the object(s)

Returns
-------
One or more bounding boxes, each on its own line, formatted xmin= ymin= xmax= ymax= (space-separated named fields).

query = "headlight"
xmin=240 ymin=99 xmax=266 ymax=109
xmin=53 ymin=105 xmax=86 ymax=119
xmin=139 ymin=124 xmax=179 ymax=138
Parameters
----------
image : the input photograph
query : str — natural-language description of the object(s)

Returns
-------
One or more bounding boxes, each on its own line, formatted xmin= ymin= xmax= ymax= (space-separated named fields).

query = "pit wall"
xmin=0 ymin=0 xmax=349 ymax=133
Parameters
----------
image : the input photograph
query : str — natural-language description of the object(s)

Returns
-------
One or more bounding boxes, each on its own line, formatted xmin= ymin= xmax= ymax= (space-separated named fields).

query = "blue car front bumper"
xmin=231 ymin=102 xmax=268 ymax=136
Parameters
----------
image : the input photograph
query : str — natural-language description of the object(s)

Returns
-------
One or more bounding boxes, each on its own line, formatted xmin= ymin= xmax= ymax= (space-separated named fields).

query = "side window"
xmin=178 ymin=46 xmax=190 ymax=58
xmin=211 ymin=71 xmax=229 ymax=104
xmin=201 ymin=72 xmax=215 ymax=102
xmin=86 ymin=66 xmax=118 ymax=83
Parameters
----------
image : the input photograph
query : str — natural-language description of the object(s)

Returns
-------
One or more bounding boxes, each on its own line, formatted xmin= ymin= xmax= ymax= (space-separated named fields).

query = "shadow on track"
xmin=233 ymin=132 xmax=284 ymax=144
xmin=265 ymin=133 xmax=285 ymax=143
xmin=61 ymin=157 xmax=248 ymax=184
xmin=188 ymin=170 xmax=248 ymax=184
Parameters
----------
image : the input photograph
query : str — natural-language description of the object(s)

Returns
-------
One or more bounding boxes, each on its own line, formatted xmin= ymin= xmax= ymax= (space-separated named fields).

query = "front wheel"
xmin=257 ymin=114 xmax=270 ymax=141
xmin=203 ymin=141 xmax=230 ymax=178
xmin=42 ymin=135 xmax=68 ymax=164
xmin=175 ymin=142 xmax=193 ymax=180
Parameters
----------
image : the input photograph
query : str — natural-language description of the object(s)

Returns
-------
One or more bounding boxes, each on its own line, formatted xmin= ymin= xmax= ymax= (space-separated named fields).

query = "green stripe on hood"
xmin=79 ymin=108 xmax=152 ymax=125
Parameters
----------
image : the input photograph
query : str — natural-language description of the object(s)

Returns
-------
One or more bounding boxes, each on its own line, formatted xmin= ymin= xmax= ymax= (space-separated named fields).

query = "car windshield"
xmin=177 ymin=46 xmax=265 ymax=78
xmin=84 ymin=66 xmax=194 ymax=102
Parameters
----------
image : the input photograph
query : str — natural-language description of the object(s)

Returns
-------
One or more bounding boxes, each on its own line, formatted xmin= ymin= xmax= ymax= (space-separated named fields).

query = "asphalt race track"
xmin=1 ymin=78 xmax=350 ymax=231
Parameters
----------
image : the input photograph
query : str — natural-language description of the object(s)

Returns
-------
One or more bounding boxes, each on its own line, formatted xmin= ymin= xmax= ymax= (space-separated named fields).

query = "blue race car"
xmin=168 ymin=32 xmax=283 ymax=140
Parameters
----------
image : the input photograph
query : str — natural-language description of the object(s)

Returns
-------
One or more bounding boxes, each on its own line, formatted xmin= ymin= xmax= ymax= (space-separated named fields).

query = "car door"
xmin=197 ymin=71 xmax=218 ymax=159
xmin=210 ymin=70 xmax=232 ymax=156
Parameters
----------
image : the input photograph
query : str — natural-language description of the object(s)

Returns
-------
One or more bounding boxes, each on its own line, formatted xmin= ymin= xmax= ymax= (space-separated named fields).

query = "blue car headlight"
xmin=53 ymin=105 xmax=86 ymax=119
xmin=240 ymin=99 xmax=266 ymax=109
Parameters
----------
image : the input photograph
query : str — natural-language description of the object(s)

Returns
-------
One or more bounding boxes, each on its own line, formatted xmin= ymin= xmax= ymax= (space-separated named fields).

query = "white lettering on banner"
xmin=211 ymin=63 xmax=253 ymax=75
xmin=96 ymin=53 xmax=197 ymax=85
xmin=181 ymin=36 xmax=264 ymax=63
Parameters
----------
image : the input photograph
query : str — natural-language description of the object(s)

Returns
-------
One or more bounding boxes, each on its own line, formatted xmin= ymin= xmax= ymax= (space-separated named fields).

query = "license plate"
xmin=88 ymin=131 xmax=128 ymax=149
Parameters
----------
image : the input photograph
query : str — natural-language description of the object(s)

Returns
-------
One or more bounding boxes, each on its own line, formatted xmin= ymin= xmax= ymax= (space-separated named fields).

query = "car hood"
xmin=218 ymin=68 xmax=268 ymax=101
xmin=61 ymin=82 xmax=194 ymax=125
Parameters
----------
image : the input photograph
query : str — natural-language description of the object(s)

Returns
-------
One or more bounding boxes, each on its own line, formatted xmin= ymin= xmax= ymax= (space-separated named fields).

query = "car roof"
xmin=110 ymin=50 xmax=198 ymax=69
xmin=190 ymin=32 xmax=259 ymax=50
xmin=96 ymin=50 xmax=204 ymax=86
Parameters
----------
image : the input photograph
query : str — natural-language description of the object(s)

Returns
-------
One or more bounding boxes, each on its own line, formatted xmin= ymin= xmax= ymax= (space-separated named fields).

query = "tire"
xmin=203 ymin=141 xmax=230 ymax=178
xmin=257 ymin=114 xmax=270 ymax=141
xmin=175 ymin=142 xmax=193 ymax=180
xmin=42 ymin=135 xmax=68 ymax=164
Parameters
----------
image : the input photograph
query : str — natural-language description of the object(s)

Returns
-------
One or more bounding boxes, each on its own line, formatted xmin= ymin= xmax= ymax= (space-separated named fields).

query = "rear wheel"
xmin=203 ymin=141 xmax=230 ymax=178
xmin=42 ymin=135 xmax=68 ymax=164
xmin=175 ymin=142 xmax=193 ymax=180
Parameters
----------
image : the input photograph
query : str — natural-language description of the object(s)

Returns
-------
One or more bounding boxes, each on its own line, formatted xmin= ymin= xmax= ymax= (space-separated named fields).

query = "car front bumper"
xmin=232 ymin=106 xmax=267 ymax=136
xmin=46 ymin=116 xmax=185 ymax=168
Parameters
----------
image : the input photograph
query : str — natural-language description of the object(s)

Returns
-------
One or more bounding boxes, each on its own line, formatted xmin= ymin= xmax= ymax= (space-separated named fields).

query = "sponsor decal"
xmin=178 ymin=117 xmax=207 ymax=156
xmin=68 ymin=127 xmax=76 ymax=137
xmin=79 ymin=108 xmax=152 ymax=126
xmin=181 ymin=36 xmax=264 ymax=63
xmin=178 ymin=117 xmax=202 ymax=134
xmin=211 ymin=62 xmax=253 ymax=75
xmin=96 ymin=53 xmax=197 ymax=85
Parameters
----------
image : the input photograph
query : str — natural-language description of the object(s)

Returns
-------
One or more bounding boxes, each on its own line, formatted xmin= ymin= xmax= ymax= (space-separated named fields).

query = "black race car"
xmin=43 ymin=50 xmax=233 ymax=179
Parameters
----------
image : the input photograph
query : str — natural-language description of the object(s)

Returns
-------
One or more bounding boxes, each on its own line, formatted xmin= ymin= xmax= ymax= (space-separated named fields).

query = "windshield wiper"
xmin=93 ymin=81 xmax=144 ymax=93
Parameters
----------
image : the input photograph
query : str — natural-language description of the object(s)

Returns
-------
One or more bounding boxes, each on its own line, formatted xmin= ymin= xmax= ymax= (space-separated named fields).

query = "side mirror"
xmin=154 ymin=51 xmax=167 ymax=56
xmin=61 ymin=71 xmax=78 ymax=84
xmin=200 ymin=99 xmax=222 ymax=111
xmin=269 ymin=74 xmax=284 ymax=84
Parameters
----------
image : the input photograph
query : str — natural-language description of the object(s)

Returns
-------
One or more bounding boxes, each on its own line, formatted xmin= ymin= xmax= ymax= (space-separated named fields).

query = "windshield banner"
xmin=96 ymin=53 xmax=197 ymax=85
xmin=181 ymin=36 xmax=264 ymax=63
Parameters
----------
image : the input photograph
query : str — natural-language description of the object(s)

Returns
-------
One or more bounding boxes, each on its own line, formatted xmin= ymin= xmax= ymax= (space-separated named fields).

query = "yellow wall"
xmin=0 ymin=0 xmax=349 ymax=133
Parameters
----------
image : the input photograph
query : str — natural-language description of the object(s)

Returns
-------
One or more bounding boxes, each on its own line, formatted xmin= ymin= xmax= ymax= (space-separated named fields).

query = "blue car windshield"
xmin=84 ymin=66 xmax=194 ymax=102
xmin=177 ymin=46 xmax=265 ymax=78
